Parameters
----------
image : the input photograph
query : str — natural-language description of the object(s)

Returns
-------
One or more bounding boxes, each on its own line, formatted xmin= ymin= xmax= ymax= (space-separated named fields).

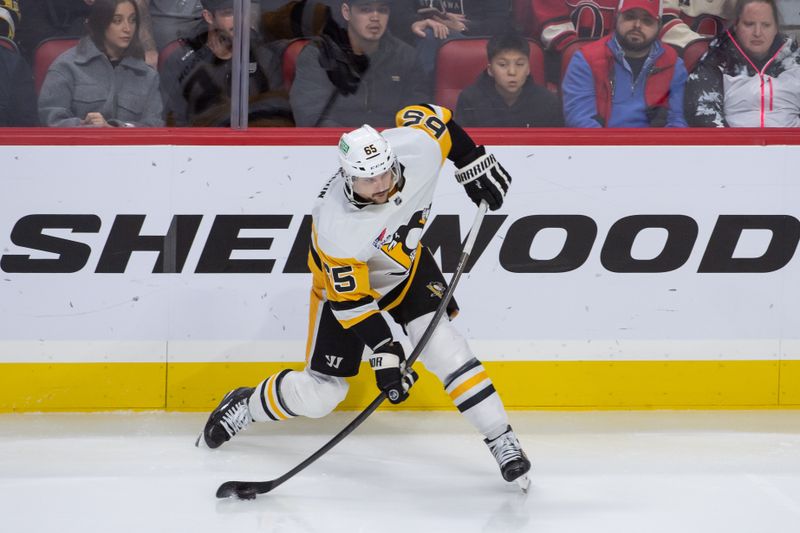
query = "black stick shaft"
xmin=217 ymin=201 xmax=488 ymax=498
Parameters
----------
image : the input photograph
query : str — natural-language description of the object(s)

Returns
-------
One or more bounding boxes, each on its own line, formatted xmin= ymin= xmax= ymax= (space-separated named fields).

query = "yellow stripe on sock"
xmin=267 ymin=374 xmax=288 ymax=420
xmin=448 ymin=370 xmax=489 ymax=401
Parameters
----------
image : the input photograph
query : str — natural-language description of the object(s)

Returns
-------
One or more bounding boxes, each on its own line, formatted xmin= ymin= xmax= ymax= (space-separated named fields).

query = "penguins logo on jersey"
xmin=381 ymin=207 xmax=429 ymax=269
xmin=426 ymin=281 xmax=445 ymax=299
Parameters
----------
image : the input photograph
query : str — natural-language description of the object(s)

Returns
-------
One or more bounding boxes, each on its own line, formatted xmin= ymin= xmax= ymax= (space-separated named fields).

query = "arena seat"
xmin=281 ymin=38 xmax=310 ymax=91
xmin=682 ymin=38 xmax=710 ymax=73
xmin=0 ymin=36 xmax=17 ymax=52
xmin=433 ymin=37 xmax=545 ymax=111
xmin=158 ymin=38 xmax=185 ymax=73
xmin=560 ymin=38 xmax=596 ymax=82
xmin=33 ymin=37 xmax=79 ymax=95
xmin=511 ymin=0 xmax=533 ymax=37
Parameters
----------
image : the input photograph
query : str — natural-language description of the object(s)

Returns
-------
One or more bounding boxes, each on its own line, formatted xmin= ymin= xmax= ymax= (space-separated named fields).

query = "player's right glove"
xmin=454 ymin=145 xmax=511 ymax=211
xmin=369 ymin=341 xmax=418 ymax=404
xmin=316 ymin=16 xmax=369 ymax=96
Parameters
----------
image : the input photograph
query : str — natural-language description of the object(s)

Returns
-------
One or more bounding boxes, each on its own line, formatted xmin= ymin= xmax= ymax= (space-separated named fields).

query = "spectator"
xmin=38 ymin=0 xmax=163 ymax=127
xmin=455 ymin=32 xmax=563 ymax=127
xmin=0 ymin=43 xmax=37 ymax=126
xmin=17 ymin=0 xmax=158 ymax=67
xmin=685 ymin=0 xmax=800 ymax=127
xmin=159 ymin=0 xmax=285 ymax=126
xmin=289 ymin=0 xmax=428 ymax=127
xmin=403 ymin=0 xmax=513 ymax=79
xmin=16 ymin=0 xmax=92 ymax=62
xmin=562 ymin=0 xmax=688 ymax=127
xmin=150 ymin=0 xmax=260 ymax=51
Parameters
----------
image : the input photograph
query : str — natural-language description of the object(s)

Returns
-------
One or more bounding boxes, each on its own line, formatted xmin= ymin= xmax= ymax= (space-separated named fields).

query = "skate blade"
xmin=515 ymin=474 xmax=531 ymax=494
xmin=195 ymin=431 xmax=207 ymax=448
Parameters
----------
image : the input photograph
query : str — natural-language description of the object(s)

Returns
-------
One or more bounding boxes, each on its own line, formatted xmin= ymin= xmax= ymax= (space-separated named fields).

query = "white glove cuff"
xmin=369 ymin=353 xmax=400 ymax=371
xmin=454 ymin=152 xmax=498 ymax=185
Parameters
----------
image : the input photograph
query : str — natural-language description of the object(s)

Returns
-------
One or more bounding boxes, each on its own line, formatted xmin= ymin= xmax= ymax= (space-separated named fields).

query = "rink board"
xmin=0 ymin=360 xmax=795 ymax=411
xmin=1 ymin=135 xmax=798 ymax=411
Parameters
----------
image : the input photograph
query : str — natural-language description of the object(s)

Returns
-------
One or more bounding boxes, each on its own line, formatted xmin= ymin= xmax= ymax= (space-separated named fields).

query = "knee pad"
xmin=281 ymin=368 xmax=349 ymax=419
xmin=406 ymin=312 xmax=475 ymax=382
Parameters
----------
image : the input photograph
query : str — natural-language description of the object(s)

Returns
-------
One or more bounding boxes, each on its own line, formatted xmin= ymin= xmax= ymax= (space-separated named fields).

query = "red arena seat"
xmin=560 ymin=38 xmax=597 ymax=82
xmin=281 ymin=38 xmax=310 ymax=92
xmin=433 ymin=37 xmax=545 ymax=111
xmin=158 ymin=38 xmax=185 ymax=73
xmin=682 ymin=39 xmax=710 ymax=73
xmin=33 ymin=37 xmax=79 ymax=95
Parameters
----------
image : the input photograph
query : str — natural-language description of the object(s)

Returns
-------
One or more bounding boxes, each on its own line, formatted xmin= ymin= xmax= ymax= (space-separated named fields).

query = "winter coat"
xmin=38 ymin=36 xmax=163 ymax=127
xmin=455 ymin=72 xmax=563 ymax=127
xmin=160 ymin=30 xmax=284 ymax=126
xmin=290 ymin=33 xmax=429 ymax=127
xmin=0 ymin=46 xmax=37 ymax=126
xmin=562 ymin=35 xmax=688 ymax=127
xmin=684 ymin=30 xmax=800 ymax=127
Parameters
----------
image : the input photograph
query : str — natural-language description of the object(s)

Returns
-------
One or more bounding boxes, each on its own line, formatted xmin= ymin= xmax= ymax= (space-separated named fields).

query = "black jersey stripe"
xmin=330 ymin=295 xmax=375 ymax=311
xmin=309 ymin=242 xmax=322 ymax=271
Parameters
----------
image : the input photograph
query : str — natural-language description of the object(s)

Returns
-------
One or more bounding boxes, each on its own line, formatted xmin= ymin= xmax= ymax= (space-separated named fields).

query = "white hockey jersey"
xmin=308 ymin=105 xmax=454 ymax=330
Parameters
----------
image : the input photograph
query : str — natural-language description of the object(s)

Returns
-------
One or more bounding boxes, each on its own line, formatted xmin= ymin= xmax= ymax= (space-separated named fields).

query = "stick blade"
xmin=216 ymin=480 xmax=275 ymax=500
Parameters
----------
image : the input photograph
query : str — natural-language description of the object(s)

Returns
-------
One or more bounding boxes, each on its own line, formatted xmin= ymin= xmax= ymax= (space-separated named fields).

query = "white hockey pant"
xmin=249 ymin=367 xmax=348 ymax=422
xmin=407 ymin=312 xmax=509 ymax=440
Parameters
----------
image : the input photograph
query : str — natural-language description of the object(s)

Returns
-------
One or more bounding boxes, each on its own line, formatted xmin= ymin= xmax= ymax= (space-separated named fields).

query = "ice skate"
xmin=485 ymin=425 xmax=531 ymax=492
xmin=196 ymin=387 xmax=255 ymax=449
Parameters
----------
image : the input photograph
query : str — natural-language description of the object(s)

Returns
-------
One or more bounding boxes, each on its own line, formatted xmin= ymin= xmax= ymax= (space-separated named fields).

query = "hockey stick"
xmin=216 ymin=200 xmax=489 ymax=499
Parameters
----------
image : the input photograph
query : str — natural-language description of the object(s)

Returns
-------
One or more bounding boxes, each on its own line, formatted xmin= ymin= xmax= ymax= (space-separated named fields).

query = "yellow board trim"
xmin=1 ymin=360 xmax=799 ymax=412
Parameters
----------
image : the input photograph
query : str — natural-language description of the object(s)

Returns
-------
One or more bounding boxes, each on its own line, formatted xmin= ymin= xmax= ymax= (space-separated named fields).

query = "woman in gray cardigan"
xmin=38 ymin=0 xmax=163 ymax=127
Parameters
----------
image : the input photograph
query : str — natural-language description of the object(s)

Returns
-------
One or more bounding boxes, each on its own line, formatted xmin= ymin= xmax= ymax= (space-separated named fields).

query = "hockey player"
xmin=197 ymin=103 xmax=531 ymax=490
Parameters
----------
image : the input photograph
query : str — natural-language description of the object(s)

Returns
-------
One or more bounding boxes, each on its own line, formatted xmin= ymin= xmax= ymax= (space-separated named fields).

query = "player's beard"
xmin=616 ymin=28 xmax=656 ymax=54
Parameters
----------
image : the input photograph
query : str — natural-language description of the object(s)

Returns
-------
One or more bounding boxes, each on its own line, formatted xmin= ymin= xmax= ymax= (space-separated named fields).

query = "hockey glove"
xmin=453 ymin=146 xmax=511 ymax=211
xmin=369 ymin=341 xmax=418 ymax=404
xmin=316 ymin=18 xmax=369 ymax=96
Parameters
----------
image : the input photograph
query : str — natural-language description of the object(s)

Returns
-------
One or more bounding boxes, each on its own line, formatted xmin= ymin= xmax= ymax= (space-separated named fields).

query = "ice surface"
xmin=2 ymin=410 xmax=800 ymax=533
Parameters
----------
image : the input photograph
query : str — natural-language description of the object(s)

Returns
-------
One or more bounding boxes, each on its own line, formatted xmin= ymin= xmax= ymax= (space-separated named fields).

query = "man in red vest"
xmin=561 ymin=0 xmax=687 ymax=127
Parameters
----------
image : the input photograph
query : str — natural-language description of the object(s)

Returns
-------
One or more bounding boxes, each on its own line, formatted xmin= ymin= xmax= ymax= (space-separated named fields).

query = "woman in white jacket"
xmin=684 ymin=0 xmax=800 ymax=127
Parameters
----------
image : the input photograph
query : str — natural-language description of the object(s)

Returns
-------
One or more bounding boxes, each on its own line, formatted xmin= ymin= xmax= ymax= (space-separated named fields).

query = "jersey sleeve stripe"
xmin=334 ymin=306 xmax=382 ymax=329
xmin=330 ymin=295 xmax=376 ymax=311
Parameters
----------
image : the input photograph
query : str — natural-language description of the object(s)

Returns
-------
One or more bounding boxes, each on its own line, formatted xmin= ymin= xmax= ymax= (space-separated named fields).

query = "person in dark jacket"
xmin=0 ymin=44 xmax=37 ymax=126
xmin=401 ymin=0 xmax=513 ymax=79
xmin=289 ymin=0 xmax=428 ymax=127
xmin=159 ymin=0 xmax=285 ymax=126
xmin=455 ymin=32 xmax=563 ymax=127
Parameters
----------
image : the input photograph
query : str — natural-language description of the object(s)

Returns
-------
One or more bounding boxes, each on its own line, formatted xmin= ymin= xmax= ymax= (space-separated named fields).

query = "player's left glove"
xmin=369 ymin=341 xmax=418 ymax=404
xmin=454 ymin=146 xmax=511 ymax=211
